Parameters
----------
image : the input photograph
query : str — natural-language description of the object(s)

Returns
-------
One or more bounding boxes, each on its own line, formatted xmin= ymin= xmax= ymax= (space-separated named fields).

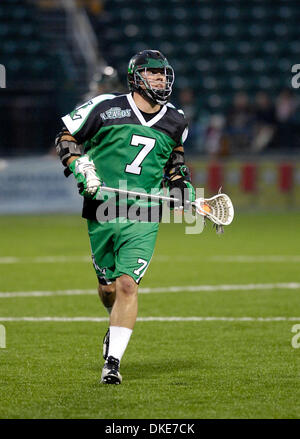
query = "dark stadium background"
xmin=0 ymin=0 xmax=300 ymax=213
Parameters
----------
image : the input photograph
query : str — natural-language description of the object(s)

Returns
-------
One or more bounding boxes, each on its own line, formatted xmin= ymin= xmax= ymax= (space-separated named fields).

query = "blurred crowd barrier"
xmin=0 ymin=156 xmax=299 ymax=214
xmin=0 ymin=157 xmax=82 ymax=214
xmin=189 ymin=157 xmax=300 ymax=210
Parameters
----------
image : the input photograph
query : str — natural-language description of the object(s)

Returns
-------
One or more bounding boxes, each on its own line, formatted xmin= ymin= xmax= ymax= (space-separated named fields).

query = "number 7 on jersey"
xmin=125 ymin=134 xmax=156 ymax=175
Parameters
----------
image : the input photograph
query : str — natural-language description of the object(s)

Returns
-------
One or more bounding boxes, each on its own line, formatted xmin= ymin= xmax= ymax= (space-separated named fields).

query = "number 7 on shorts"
xmin=133 ymin=258 xmax=148 ymax=277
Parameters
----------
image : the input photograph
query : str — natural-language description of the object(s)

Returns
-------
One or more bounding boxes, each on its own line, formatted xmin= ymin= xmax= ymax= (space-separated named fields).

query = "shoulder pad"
xmin=62 ymin=94 xmax=117 ymax=135
xmin=166 ymin=102 xmax=185 ymax=117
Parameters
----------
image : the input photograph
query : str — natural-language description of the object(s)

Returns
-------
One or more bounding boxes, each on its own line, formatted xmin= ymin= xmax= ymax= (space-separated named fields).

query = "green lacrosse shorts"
xmin=87 ymin=218 xmax=159 ymax=284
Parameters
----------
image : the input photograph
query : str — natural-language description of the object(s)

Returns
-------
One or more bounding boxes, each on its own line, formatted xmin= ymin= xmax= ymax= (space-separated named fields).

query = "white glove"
xmin=69 ymin=155 xmax=102 ymax=197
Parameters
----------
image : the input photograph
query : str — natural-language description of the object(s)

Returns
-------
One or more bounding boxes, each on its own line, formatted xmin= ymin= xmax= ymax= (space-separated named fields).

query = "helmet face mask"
xmin=128 ymin=50 xmax=174 ymax=105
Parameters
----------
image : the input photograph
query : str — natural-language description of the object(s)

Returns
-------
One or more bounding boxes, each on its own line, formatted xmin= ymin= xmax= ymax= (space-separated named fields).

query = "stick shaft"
xmin=99 ymin=186 xmax=192 ymax=206
xmin=98 ymin=186 xmax=225 ymax=223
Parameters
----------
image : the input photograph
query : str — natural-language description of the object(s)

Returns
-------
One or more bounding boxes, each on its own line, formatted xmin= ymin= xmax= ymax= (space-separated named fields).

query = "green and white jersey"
xmin=62 ymin=93 xmax=188 ymax=220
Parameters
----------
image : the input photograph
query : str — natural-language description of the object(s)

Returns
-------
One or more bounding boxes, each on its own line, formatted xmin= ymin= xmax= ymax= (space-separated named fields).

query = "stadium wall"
xmin=190 ymin=157 xmax=300 ymax=211
xmin=0 ymin=157 xmax=82 ymax=214
xmin=0 ymin=157 xmax=299 ymax=214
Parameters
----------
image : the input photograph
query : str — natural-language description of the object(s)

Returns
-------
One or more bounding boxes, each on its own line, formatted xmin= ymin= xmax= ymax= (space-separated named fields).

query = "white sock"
xmin=107 ymin=326 xmax=133 ymax=363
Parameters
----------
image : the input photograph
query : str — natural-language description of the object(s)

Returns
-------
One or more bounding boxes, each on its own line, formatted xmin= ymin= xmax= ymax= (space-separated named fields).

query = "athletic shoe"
xmin=102 ymin=328 xmax=110 ymax=360
xmin=101 ymin=356 xmax=122 ymax=385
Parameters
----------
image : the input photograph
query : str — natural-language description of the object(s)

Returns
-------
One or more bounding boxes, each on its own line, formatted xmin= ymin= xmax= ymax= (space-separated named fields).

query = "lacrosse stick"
xmin=97 ymin=186 xmax=234 ymax=231
xmin=192 ymin=192 xmax=234 ymax=234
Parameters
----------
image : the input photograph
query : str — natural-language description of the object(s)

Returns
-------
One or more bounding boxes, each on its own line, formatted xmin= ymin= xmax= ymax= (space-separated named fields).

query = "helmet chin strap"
xmin=140 ymin=88 xmax=159 ymax=106
xmin=134 ymin=70 xmax=169 ymax=106
xmin=141 ymin=86 xmax=168 ymax=106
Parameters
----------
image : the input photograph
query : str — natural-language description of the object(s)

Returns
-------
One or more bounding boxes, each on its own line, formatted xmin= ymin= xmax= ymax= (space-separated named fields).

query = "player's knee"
xmin=98 ymin=283 xmax=116 ymax=304
xmin=98 ymin=283 xmax=116 ymax=294
xmin=117 ymin=275 xmax=137 ymax=298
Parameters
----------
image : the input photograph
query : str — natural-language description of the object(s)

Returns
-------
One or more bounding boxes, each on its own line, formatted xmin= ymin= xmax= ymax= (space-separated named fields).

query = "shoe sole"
xmin=101 ymin=375 xmax=121 ymax=385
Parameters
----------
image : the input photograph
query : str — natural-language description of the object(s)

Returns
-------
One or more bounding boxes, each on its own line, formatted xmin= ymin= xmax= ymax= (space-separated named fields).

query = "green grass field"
xmin=0 ymin=212 xmax=300 ymax=419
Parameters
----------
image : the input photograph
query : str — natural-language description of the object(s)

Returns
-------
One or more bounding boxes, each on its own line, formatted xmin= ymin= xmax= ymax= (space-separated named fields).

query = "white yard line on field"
xmin=0 ymin=316 xmax=299 ymax=322
xmin=140 ymin=283 xmax=300 ymax=293
xmin=0 ymin=256 xmax=91 ymax=264
xmin=211 ymin=256 xmax=300 ymax=263
xmin=0 ymin=289 xmax=96 ymax=298
xmin=0 ymin=282 xmax=300 ymax=298
xmin=1 ymin=255 xmax=300 ymax=264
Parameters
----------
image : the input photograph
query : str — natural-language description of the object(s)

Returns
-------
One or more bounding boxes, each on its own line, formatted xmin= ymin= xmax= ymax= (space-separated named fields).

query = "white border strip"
xmin=1 ymin=283 xmax=300 ymax=298
xmin=0 ymin=316 xmax=299 ymax=322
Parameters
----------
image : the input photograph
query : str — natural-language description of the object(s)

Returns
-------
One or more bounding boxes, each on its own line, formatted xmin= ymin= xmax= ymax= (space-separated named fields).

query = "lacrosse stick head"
xmin=193 ymin=193 xmax=234 ymax=226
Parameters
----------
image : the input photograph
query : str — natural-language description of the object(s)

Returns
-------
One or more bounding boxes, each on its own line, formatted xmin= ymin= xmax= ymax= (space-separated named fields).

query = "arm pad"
xmin=55 ymin=127 xmax=82 ymax=167
xmin=164 ymin=150 xmax=191 ymax=182
xmin=164 ymin=149 xmax=194 ymax=209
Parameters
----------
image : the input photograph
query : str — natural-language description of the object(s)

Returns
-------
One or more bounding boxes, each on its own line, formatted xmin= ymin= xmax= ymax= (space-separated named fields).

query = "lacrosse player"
xmin=55 ymin=50 xmax=195 ymax=384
